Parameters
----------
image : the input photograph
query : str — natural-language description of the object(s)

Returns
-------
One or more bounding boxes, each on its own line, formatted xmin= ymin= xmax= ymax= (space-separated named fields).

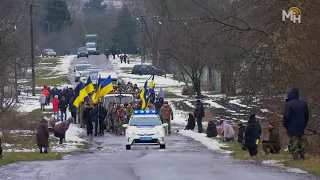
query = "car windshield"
xmin=75 ymin=65 xmax=90 ymax=71
xmin=45 ymin=49 xmax=54 ymax=52
xmin=129 ymin=116 xmax=161 ymax=126
xmin=103 ymin=95 xmax=133 ymax=105
xmin=81 ymin=72 xmax=89 ymax=77
xmin=89 ymin=72 xmax=99 ymax=81
xmin=78 ymin=47 xmax=87 ymax=51
xmin=86 ymin=43 xmax=96 ymax=48
xmin=77 ymin=61 xmax=89 ymax=64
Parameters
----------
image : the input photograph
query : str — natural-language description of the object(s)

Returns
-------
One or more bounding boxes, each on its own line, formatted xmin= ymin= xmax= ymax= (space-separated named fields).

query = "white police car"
xmin=122 ymin=110 xmax=168 ymax=150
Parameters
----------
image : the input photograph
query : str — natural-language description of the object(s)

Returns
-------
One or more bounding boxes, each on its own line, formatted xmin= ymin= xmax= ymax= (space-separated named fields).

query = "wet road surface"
xmin=0 ymin=132 xmax=317 ymax=180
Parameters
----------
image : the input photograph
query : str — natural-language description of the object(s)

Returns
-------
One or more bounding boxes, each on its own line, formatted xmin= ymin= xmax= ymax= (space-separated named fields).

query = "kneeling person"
xmin=262 ymin=120 xmax=281 ymax=155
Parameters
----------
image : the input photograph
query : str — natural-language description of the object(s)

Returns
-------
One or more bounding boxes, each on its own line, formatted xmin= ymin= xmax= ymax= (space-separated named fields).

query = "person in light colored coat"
xmin=39 ymin=92 xmax=46 ymax=111
xmin=220 ymin=120 xmax=235 ymax=142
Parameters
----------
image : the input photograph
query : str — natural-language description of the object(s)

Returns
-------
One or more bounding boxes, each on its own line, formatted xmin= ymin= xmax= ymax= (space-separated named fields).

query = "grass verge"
xmin=24 ymin=76 xmax=70 ymax=87
xmin=120 ymin=67 xmax=132 ymax=74
xmin=220 ymin=140 xmax=320 ymax=176
xmin=40 ymin=57 xmax=61 ymax=64
xmin=31 ymin=108 xmax=53 ymax=115
xmin=0 ymin=152 xmax=66 ymax=167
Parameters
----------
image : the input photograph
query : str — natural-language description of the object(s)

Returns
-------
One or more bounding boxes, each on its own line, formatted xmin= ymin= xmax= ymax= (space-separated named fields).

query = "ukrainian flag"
xmin=73 ymin=82 xmax=85 ymax=107
xmin=85 ymin=76 xmax=95 ymax=94
xmin=98 ymin=75 xmax=114 ymax=97
xmin=91 ymin=76 xmax=102 ymax=103
xmin=140 ymin=81 xmax=148 ymax=110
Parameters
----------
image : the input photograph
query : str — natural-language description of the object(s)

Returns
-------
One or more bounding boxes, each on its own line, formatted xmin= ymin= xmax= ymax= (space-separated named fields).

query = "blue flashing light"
xmin=133 ymin=110 xmax=156 ymax=115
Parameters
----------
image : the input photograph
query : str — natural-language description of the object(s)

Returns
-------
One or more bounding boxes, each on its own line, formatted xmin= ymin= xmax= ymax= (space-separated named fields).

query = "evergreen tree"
xmin=112 ymin=6 xmax=136 ymax=53
xmin=83 ymin=0 xmax=107 ymax=14
xmin=43 ymin=0 xmax=72 ymax=34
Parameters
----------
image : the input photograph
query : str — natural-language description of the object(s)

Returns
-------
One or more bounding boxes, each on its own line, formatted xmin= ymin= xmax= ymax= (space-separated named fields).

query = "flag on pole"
xmin=98 ymin=75 xmax=114 ymax=97
xmin=140 ymin=81 xmax=148 ymax=110
xmin=92 ymin=75 xmax=102 ymax=103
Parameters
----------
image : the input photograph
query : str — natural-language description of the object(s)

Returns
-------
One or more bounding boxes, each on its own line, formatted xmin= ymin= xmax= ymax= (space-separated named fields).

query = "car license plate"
xmin=140 ymin=137 xmax=152 ymax=141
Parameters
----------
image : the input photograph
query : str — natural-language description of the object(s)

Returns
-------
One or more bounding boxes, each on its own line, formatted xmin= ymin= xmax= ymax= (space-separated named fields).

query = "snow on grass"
xmin=9 ymin=130 xmax=34 ymax=134
xmin=262 ymin=160 xmax=308 ymax=174
xmin=229 ymin=99 xmax=252 ymax=108
xmin=17 ymin=96 xmax=41 ymax=113
xmin=53 ymin=55 xmax=75 ymax=76
xmin=65 ymin=124 xmax=86 ymax=143
xmin=203 ymin=100 xmax=226 ymax=109
xmin=184 ymin=100 xmax=196 ymax=108
xmin=260 ymin=109 xmax=269 ymax=113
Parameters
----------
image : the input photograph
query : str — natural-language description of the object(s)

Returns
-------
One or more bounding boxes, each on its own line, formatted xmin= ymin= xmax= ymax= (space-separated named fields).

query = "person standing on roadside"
xmin=245 ymin=114 xmax=262 ymax=157
xmin=194 ymin=100 xmax=205 ymax=133
xmin=39 ymin=92 xmax=46 ymax=111
xmin=283 ymin=88 xmax=309 ymax=160
xmin=127 ymin=55 xmax=130 ymax=64
xmin=123 ymin=54 xmax=127 ymax=63
xmin=52 ymin=95 xmax=60 ymax=120
xmin=91 ymin=104 xmax=99 ymax=136
xmin=69 ymin=96 xmax=77 ymax=124
xmin=83 ymin=103 xmax=93 ymax=136
xmin=159 ymin=101 xmax=173 ymax=135
xmin=36 ymin=118 xmax=49 ymax=153
xmin=59 ymin=96 xmax=68 ymax=121
xmin=120 ymin=54 xmax=123 ymax=63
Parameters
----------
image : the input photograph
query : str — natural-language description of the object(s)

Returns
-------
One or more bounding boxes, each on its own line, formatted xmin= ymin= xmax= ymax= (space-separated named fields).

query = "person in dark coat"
xmin=155 ymin=97 xmax=164 ymax=114
xmin=206 ymin=120 xmax=217 ymax=137
xmin=237 ymin=123 xmax=246 ymax=144
xmin=123 ymin=54 xmax=127 ymax=63
xmin=245 ymin=114 xmax=262 ymax=156
xmin=185 ymin=113 xmax=196 ymax=130
xmin=69 ymin=97 xmax=77 ymax=124
xmin=59 ymin=96 xmax=68 ymax=121
xmin=262 ymin=120 xmax=281 ymax=155
xmin=83 ymin=103 xmax=93 ymax=136
xmin=194 ymin=100 xmax=205 ymax=133
xmin=54 ymin=117 xmax=73 ymax=144
xmin=283 ymin=88 xmax=309 ymax=160
xmin=36 ymin=118 xmax=49 ymax=153
xmin=98 ymin=102 xmax=107 ymax=136
xmin=91 ymin=104 xmax=99 ymax=136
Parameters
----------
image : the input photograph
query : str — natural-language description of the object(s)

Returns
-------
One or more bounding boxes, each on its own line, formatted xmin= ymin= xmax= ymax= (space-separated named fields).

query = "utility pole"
xmin=13 ymin=24 xmax=18 ymax=103
xmin=140 ymin=16 xmax=146 ymax=64
xmin=29 ymin=3 xmax=36 ymax=96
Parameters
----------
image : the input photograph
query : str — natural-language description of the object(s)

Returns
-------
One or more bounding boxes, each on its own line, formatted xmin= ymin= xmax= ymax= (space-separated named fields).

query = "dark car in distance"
xmin=132 ymin=65 xmax=166 ymax=76
xmin=42 ymin=49 xmax=57 ymax=57
xmin=77 ymin=47 xmax=89 ymax=58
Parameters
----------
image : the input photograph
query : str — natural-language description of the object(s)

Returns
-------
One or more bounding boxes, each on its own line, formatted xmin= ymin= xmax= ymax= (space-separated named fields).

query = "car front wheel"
xmin=126 ymin=145 xmax=131 ymax=150
xmin=160 ymin=144 xmax=165 ymax=149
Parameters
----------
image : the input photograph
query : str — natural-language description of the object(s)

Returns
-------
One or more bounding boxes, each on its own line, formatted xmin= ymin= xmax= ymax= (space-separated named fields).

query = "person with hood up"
xmin=59 ymin=96 xmax=68 ymax=121
xmin=69 ymin=96 xmax=77 ymax=124
xmin=283 ymin=88 xmax=309 ymax=160
xmin=91 ymin=103 xmax=99 ymax=136
xmin=245 ymin=114 xmax=262 ymax=156
xmin=83 ymin=103 xmax=93 ymax=136
xmin=36 ymin=118 xmax=49 ymax=153
xmin=220 ymin=120 xmax=235 ymax=141
xmin=54 ymin=117 xmax=74 ymax=144
xmin=207 ymin=120 xmax=218 ymax=137
xmin=51 ymin=86 xmax=58 ymax=98
xmin=39 ymin=92 xmax=46 ymax=111
xmin=158 ymin=88 xmax=165 ymax=99
xmin=237 ymin=123 xmax=246 ymax=144
xmin=0 ymin=131 xmax=3 ymax=159
xmin=52 ymin=95 xmax=60 ymax=120
xmin=159 ymin=101 xmax=173 ymax=135
xmin=98 ymin=102 xmax=107 ymax=136
xmin=194 ymin=100 xmax=205 ymax=133
xmin=262 ymin=120 xmax=281 ymax=155
xmin=185 ymin=113 xmax=196 ymax=130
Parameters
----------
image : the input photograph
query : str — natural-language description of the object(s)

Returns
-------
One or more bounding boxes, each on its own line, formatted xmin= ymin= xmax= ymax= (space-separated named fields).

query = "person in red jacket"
xmin=52 ymin=95 xmax=60 ymax=120
xmin=120 ymin=54 xmax=123 ymax=63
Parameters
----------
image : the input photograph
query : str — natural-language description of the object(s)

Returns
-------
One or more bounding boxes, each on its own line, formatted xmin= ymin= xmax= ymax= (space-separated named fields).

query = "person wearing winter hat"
xmin=52 ymin=95 xmax=60 ymax=120
xmin=48 ymin=114 xmax=56 ymax=133
xmin=262 ymin=120 xmax=281 ymax=155
xmin=245 ymin=114 xmax=262 ymax=156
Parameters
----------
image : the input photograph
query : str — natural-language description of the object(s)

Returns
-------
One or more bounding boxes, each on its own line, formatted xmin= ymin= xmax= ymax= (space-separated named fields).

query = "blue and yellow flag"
xmin=140 ymin=81 xmax=148 ymax=110
xmin=92 ymin=76 xmax=102 ymax=104
xmin=85 ymin=76 xmax=95 ymax=94
xmin=73 ymin=82 xmax=85 ymax=107
xmin=98 ymin=75 xmax=114 ymax=97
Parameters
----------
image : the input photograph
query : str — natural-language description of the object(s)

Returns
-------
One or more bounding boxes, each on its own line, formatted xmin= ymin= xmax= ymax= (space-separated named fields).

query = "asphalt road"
xmin=0 ymin=132 xmax=317 ymax=180
xmin=1 ymin=55 xmax=317 ymax=180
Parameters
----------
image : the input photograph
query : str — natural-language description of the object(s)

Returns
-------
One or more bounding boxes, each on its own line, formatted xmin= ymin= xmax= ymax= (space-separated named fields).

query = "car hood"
xmin=128 ymin=125 xmax=163 ymax=133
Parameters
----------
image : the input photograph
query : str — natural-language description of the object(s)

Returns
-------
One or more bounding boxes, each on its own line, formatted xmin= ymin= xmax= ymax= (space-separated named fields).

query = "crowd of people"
xmin=183 ymin=88 xmax=309 ymax=160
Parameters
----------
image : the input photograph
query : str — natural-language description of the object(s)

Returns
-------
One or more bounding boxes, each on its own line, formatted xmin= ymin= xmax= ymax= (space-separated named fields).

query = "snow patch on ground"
xmin=262 ymin=160 xmax=308 ymax=174
xmin=260 ymin=109 xmax=269 ymax=113
xmin=184 ymin=100 xmax=196 ymax=108
xmin=65 ymin=124 xmax=86 ymax=142
xmin=229 ymin=99 xmax=251 ymax=108
xmin=203 ymin=100 xmax=226 ymax=109
xmin=54 ymin=55 xmax=75 ymax=75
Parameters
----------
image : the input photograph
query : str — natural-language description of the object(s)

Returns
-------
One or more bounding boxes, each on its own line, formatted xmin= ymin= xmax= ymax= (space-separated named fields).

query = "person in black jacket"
xmin=69 ymin=96 xmax=77 ymax=124
xmin=83 ymin=103 xmax=93 ymax=136
xmin=245 ymin=114 xmax=262 ymax=156
xmin=185 ymin=113 xmax=195 ymax=130
xmin=206 ymin=120 xmax=217 ymax=137
xmin=91 ymin=104 xmax=99 ymax=136
xmin=237 ymin=123 xmax=246 ymax=144
xmin=283 ymin=88 xmax=309 ymax=160
xmin=194 ymin=100 xmax=205 ymax=133
xmin=98 ymin=102 xmax=107 ymax=136
xmin=58 ymin=96 xmax=68 ymax=121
